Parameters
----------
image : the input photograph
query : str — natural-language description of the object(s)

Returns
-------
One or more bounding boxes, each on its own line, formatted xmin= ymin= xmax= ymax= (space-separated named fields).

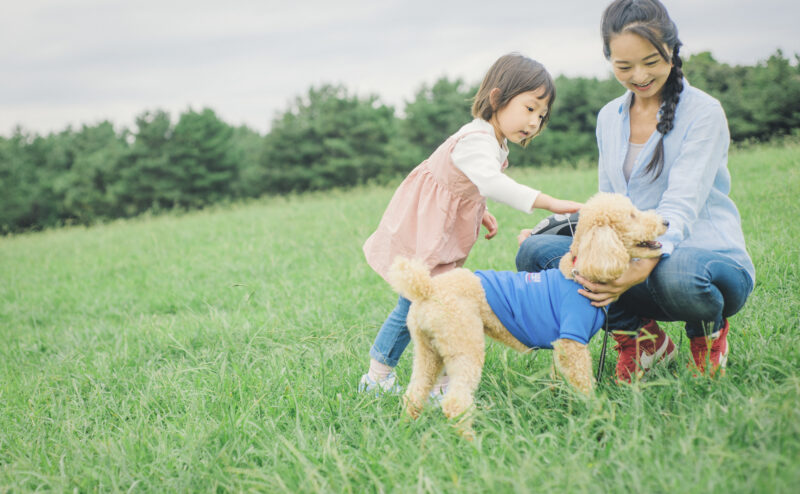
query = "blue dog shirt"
xmin=474 ymin=269 xmax=605 ymax=349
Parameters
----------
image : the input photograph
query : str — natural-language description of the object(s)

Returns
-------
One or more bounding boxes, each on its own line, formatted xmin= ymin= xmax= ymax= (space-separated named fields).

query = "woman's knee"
xmin=647 ymin=253 xmax=723 ymax=320
xmin=515 ymin=235 xmax=570 ymax=272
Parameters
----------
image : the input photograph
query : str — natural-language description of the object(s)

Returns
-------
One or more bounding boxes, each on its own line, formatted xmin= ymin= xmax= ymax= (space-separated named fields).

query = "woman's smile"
xmin=609 ymin=32 xmax=673 ymax=103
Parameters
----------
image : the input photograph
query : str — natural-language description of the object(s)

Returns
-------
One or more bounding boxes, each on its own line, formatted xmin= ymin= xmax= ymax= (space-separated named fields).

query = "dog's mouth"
xmin=636 ymin=240 xmax=662 ymax=249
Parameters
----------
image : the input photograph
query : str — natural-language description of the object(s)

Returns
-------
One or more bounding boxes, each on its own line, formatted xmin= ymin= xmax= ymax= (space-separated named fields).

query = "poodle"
xmin=388 ymin=192 xmax=668 ymax=437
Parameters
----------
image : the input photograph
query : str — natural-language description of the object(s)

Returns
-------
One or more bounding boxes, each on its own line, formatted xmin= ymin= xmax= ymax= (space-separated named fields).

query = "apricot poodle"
xmin=388 ymin=192 xmax=668 ymax=437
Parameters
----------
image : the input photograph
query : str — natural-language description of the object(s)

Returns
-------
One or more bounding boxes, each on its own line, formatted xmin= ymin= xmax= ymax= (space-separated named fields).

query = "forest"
xmin=1 ymin=51 xmax=798 ymax=233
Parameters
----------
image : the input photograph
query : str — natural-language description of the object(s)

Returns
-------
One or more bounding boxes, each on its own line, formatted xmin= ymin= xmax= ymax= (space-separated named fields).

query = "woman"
xmin=515 ymin=0 xmax=755 ymax=382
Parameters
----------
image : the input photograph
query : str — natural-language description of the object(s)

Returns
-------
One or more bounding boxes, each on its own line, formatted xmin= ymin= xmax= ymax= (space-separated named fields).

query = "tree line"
xmin=1 ymin=51 xmax=798 ymax=233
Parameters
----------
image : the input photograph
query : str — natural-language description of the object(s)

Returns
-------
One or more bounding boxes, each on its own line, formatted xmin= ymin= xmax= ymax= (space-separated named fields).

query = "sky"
xmin=2 ymin=0 xmax=798 ymax=137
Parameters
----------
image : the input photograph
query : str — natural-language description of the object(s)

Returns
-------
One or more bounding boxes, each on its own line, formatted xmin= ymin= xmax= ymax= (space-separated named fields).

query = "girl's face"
xmin=608 ymin=31 xmax=673 ymax=103
xmin=490 ymin=86 xmax=550 ymax=145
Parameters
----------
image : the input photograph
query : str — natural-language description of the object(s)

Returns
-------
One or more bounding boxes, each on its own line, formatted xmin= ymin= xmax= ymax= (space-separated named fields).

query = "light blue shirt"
xmin=596 ymin=81 xmax=755 ymax=282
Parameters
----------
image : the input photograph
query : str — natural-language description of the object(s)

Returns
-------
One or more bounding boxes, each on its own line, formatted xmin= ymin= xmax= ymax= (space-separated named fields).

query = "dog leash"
xmin=536 ymin=212 xmax=606 ymax=381
xmin=596 ymin=306 xmax=610 ymax=383
xmin=562 ymin=213 xmax=609 ymax=383
xmin=567 ymin=214 xmax=576 ymax=236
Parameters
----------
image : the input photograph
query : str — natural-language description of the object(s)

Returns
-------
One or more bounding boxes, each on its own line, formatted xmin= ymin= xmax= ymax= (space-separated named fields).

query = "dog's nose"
xmin=663 ymin=219 xmax=669 ymax=227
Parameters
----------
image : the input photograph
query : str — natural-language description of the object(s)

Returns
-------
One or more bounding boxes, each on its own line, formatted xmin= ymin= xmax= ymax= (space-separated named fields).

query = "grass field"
xmin=1 ymin=138 xmax=799 ymax=492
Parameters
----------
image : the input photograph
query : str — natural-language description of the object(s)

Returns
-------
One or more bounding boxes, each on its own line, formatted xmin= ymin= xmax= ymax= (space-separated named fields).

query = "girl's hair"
xmin=471 ymin=53 xmax=556 ymax=147
xmin=602 ymin=0 xmax=684 ymax=179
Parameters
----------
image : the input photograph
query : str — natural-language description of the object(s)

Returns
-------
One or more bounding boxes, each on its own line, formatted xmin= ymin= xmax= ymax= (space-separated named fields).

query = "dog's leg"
xmin=441 ymin=352 xmax=484 ymax=440
xmin=438 ymin=312 xmax=485 ymax=440
xmin=552 ymin=338 xmax=594 ymax=396
xmin=403 ymin=332 xmax=443 ymax=419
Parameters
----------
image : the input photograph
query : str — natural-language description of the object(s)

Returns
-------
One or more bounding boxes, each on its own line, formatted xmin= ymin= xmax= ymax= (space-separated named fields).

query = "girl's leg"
xmin=359 ymin=296 xmax=411 ymax=393
xmin=369 ymin=296 xmax=411 ymax=367
xmin=515 ymin=235 xmax=572 ymax=272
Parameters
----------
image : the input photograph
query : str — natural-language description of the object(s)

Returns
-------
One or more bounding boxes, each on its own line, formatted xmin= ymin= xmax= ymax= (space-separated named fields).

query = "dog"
xmin=388 ymin=192 xmax=668 ymax=437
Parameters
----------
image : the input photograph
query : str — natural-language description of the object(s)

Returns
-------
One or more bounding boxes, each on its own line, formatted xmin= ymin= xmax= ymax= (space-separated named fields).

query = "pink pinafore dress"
xmin=363 ymin=128 xmax=507 ymax=282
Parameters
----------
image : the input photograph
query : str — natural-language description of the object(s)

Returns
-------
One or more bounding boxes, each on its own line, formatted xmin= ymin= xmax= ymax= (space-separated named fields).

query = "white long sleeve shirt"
xmin=450 ymin=118 xmax=540 ymax=213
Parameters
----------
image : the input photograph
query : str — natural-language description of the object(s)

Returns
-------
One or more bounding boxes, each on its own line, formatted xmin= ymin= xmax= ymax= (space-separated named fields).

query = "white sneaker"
xmin=358 ymin=372 xmax=402 ymax=395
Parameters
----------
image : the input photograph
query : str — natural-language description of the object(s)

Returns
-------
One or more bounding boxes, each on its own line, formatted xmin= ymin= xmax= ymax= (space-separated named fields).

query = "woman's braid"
xmin=646 ymin=47 xmax=684 ymax=179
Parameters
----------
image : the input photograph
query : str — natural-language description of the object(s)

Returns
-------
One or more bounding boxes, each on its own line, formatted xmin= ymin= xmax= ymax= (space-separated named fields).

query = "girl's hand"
xmin=532 ymin=193 xmax=583 ymax=214
xmin=517 ymin=229 xmax=533 ymax=246
xmin=482 ymin=211 xmax=498 ymax=239
xmin=574 ymin=257 xmax=660 ymax=307
xmin=548 ymin=199 xmax=583 ymax=214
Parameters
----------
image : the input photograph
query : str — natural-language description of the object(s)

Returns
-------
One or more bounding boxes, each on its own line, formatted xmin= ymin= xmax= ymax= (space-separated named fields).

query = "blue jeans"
xmin=369 ymin=296 xmax=411 ymax=367
xmin=516 ymin=235 xmax=754 ymax=338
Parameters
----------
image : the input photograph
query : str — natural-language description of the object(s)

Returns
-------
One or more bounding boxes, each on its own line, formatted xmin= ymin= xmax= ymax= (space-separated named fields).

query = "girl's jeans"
xmin=369 ymin=296 xmax=411 ymax=367
xmin=515 ymin=235 xmax=754 ymax=337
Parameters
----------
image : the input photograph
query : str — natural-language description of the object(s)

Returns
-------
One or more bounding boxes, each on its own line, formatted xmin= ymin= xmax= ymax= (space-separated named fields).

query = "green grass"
xmin=1 ymin=138 xmax=799 ymax=492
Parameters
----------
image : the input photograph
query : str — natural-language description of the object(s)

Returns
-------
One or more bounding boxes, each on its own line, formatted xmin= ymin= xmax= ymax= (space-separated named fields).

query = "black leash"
xmin=596 ymin=306 xmax=610 ymax=383
xmin=532 ymin=213 xmax=611 ymax=381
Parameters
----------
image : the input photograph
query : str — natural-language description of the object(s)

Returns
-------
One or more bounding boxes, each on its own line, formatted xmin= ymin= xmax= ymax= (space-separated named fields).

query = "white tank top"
xmin=623 ymin=141 xmax=646 ymax=182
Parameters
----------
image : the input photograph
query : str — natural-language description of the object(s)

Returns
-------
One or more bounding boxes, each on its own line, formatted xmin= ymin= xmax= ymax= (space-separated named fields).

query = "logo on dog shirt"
xmin=525 ymin=272 xmax=542 ymax=284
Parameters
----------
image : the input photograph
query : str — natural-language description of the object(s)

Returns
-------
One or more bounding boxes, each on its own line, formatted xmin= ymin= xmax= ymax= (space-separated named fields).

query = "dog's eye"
xmin=630 ymin=212 xmax=636 ymax=219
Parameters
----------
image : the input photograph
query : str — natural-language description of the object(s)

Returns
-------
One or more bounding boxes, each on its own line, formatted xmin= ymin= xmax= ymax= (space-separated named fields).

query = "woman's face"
xmin=608 ymin=31 xmax=673 ymax=103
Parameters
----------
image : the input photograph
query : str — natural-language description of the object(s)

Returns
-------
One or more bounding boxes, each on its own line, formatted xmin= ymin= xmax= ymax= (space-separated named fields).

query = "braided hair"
xmin=601 ymin=0 xmax=684 ymax=179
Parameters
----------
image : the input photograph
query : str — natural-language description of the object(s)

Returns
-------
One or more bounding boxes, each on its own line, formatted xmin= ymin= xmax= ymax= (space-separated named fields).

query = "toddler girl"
xmin=360 ymin=53 xmax=582 ymax=394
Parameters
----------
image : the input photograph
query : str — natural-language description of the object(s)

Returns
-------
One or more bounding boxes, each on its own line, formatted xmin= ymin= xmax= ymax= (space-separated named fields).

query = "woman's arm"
xmin=576 ymin=98 xmax=729 ymax=306
xmin=596 ymin=118 xmax=614 ymax=193
xmin=574 ymin=257 xmax=660 ymax=308
xmin=653 ymin=103 xmax=729 ymax=256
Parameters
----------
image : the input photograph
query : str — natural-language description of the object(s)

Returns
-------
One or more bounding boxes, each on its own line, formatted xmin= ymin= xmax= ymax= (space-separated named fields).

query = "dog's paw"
xmin=552 ymin=339 xmax=595 ymax=397
xmin=402 ymin=394 xmax=423 ymax=419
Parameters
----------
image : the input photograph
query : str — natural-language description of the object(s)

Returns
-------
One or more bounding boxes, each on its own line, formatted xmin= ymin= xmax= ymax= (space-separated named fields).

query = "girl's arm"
xmin=481 ymin=210 xmax=498 ymax=239
xmin=451 ymin=132 xmax=540 ymax=212
xmin=452 ymin=132 xmax=581 ymax=213
xmin=532 ymin=193 xmax=583 ymax=214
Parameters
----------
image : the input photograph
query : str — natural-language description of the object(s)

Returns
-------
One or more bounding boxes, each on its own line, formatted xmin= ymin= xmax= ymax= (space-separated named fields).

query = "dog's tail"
xmin=388 ymin=257 xmax=434 ymax=303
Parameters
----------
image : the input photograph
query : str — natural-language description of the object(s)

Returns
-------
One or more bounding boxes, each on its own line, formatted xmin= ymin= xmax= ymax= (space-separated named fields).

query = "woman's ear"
xmin=574 ymin=225 xmax=628 ymax=283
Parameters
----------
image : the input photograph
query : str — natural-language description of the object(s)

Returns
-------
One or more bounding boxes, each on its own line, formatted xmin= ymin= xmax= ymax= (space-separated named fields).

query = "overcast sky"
xmin=2 ymin=0 xmax=798 ymax=136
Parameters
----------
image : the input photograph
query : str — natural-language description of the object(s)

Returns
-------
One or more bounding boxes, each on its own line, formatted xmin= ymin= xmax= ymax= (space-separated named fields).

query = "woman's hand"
xmin=482 ymin=210 xmax=498 ymax=239
xmin=517 ymin=228 xmax=533 ymax=246
xmin=574 ymin=257 xmax=660 ymax=307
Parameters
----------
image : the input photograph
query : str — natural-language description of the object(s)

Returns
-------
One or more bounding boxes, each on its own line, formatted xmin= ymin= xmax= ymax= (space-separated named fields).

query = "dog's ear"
xmin=574 ymin=225 xmax=628 ymax=283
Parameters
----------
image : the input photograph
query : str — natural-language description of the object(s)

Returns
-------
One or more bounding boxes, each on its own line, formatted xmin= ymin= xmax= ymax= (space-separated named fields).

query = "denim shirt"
xmin=596 ymin=81 xmax=755 ymax=283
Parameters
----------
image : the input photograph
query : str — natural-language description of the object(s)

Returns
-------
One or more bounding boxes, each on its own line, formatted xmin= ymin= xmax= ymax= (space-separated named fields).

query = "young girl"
xmin=360 ymin=53 xmax=582 ymax=394
xmin=516 ymin=0 xmax=755 ymax=381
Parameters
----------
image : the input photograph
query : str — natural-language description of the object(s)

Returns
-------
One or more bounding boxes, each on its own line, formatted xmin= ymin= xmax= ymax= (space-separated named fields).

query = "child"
xmin=360 ymin=53 xmax=583 ymax=394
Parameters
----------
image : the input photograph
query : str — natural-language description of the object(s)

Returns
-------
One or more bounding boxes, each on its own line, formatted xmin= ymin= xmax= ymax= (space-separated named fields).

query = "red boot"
xmin=689 ymin=319 xmax=729 ymax=377
xmin=614 ymin=320 xmax=676 ymax=383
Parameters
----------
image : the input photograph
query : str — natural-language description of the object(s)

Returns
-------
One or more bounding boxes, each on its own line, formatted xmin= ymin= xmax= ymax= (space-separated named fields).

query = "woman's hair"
xmin=601 ymin=0 xmax=684 ymax=179
xmin=471 ymin=53 xmax=556 ymax=147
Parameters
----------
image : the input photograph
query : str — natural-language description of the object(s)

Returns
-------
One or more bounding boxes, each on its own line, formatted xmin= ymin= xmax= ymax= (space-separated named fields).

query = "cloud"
xmin=1 ymin=0 xmax=797 ymax=135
